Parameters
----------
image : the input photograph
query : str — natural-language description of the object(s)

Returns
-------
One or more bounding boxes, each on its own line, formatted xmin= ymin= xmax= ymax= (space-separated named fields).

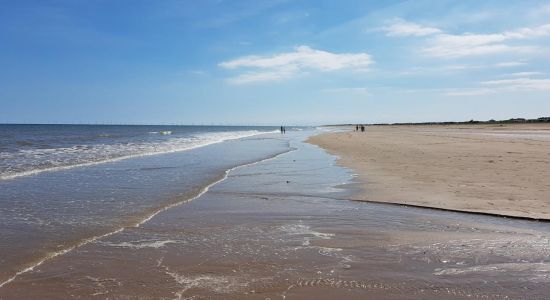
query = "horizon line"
xmin=0 ymin=123 xmax=298 ymax=127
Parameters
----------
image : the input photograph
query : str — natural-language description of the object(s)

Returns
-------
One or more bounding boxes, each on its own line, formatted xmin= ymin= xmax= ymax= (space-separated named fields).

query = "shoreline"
xmin=0 ymin=131 xmax=291 ymax=292
xmin=0 ymin=143 xmax=293 ymax=289
xmin=308 ymin=124 xmax=550 ymax=220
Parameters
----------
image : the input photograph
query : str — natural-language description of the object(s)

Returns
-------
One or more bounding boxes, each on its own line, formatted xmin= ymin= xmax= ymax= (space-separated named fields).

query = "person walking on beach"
xmin=280 ymin=126 xmax=284 ymax=134
xmin=361 ymin=125 xmax=365 ymax=132
xmin=356 ymin=125 xmax=359 ymax=131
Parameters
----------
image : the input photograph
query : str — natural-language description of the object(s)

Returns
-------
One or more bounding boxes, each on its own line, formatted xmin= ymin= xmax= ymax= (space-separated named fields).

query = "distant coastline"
xmin=327 ymin=116 xmax=550 ymax=127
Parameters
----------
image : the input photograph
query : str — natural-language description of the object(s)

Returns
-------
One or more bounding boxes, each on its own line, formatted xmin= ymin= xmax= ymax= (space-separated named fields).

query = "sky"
xmin=1 ymin=0 xmax=550 ymax=125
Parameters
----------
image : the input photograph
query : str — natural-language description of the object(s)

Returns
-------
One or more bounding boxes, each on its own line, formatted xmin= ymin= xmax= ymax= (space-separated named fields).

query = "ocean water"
xmin=0 ymin=124 xmax=288 ymax=287
xmin=0 ymin=124 xmax=277 ymax=180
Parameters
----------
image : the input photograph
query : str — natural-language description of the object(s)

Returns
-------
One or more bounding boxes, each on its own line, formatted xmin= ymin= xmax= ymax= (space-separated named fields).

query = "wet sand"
xmin=308 ymin=124 xmax=550 ymax=220
xmin=2 ymin=130 xmax=550 ymax=299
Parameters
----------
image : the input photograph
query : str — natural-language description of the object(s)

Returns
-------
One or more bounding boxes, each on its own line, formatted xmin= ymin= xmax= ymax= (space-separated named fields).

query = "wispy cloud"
xmin=383 ymin=19 xmax=441 ymax=37
xmin=322 ymin=87 xmax=370 ymax=95
xmin=385 ymin=20 xmax=550 ymax=58
xmin=445 ymin=77 xmax=550 ymax=96
xmin=481 ymin=77 xmax=550 ymax=91
xmin=494 ymin=61 xmax=528 ymax=68
xmin=219 ymin=46 xmax=373 ymax=84
xmin=444 ymin=88 xmax=494 ymax=96
xmin=441 ymin=64 xmax=484 ymax=71
xmin=441 ymin=62 xmax=530 ymax=71
xmin=223 ymin=68 xmax=296 ymax=84
xmin=505 ymin=71 xmax=543 ymax=77
xmin=396 ymin=61 xmax=529 ymax=77
xmin=424 ymin=39 xmax=534 ymax=58
xmin=423 ymin=24 xmax=550 ymax=58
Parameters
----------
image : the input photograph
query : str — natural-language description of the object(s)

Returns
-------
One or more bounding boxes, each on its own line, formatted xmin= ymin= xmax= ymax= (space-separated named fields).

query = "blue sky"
xmin=1 ymin=0 xmax=550 ymax=125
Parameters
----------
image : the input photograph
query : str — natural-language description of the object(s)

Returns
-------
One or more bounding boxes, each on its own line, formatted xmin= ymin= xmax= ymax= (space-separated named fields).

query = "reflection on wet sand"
xmin=1 ymin=131 xmax=550 ymax=299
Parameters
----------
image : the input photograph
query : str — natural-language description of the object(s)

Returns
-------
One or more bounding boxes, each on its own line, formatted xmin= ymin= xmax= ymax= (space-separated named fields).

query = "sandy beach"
xmin=308 ymin=124 xmax=550 ymax=220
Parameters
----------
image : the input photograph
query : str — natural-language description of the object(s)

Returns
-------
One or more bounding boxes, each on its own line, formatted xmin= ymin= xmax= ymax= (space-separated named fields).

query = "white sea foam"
xmin=279 ymin=223 xmax=334 ymax=248
xmin=434 ymin=262 xmax=550 ymax=277
xmin=0 ymin=130 xmax=276 ymax=180
xmin=166 ymin=272 xmax=246 ymax=297
xmin=98 ymin=240 xmax=178 ymax=249
xmin=161 ymin=261 xmax=259 ymax=298
xmin=280 ymin=224 xmax=334 ymax=239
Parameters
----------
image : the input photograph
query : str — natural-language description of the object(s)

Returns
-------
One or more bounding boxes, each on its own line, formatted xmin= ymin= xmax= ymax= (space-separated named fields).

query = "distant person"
xmin=361 ymin=125 xmax=365 ymax=132
xmin=356 ymin=125 xmax=359 ymax=131
xmin=280 ymin=126 xmax=283 ymax=134
xmin=283 ymin=126 xmax=286 ymax=134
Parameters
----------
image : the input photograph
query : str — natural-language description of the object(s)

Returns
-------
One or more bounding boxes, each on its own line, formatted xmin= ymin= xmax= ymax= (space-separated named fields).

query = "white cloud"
xmin=442 ymin=64 xmax=484 ymax=70
xmin=395 ymin=62 xmax=528 ymax=77
xmin=481 ymin=77 xmax=550 ymax=91
xmin=322 ymin=87 xmax=370 ymax=95
xmin=505 ymin=71 xmax=543 ymax=77
xmin=446 ymin=62 xmax=532 ymax=70
xmin=445 ymin=77 xmax=550 ymax=96
xmin=494 ymin=61 xmax=528 ymax=68
xmin=423 ymin=24 xmax=550 ymax=58
xmin=383 ymin=19 xmax=441 ymax=37
xmin=424 ymin=40 xmax=534 ymax=58
xmin=444 ymin=88 xmax=494 ymax=96
xmin=225 ymin=68 xmax=296 ymax=85
xmin=385 ymin=20 xmax=550 ymax=58
xmin=219 ymin=46 xmax=373 ymax=84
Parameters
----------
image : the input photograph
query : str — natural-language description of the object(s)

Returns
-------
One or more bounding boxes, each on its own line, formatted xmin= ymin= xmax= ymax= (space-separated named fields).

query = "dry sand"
xmin=308 ymin=124 xmax=550 ymax=220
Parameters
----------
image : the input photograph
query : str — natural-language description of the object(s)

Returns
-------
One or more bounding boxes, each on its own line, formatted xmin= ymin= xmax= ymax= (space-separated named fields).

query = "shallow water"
xmin=0 ymin=131 xmax=289 ymax=288
xmin=1 ymin=129 xmax=550 ymax=299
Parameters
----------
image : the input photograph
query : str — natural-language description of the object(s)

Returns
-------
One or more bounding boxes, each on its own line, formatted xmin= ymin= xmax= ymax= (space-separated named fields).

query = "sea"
xmin=0 ymin=124 xmax=280 ymax=180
